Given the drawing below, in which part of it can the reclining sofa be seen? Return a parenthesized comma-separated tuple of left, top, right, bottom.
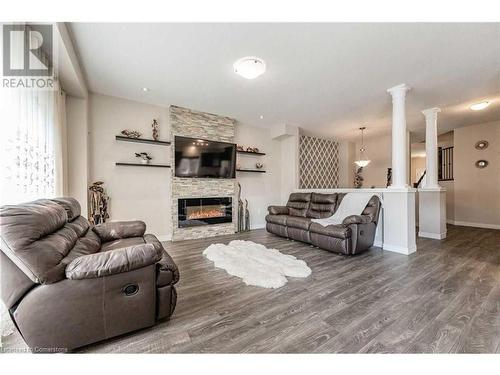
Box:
(0, 197, 179, 352)
(266, 192, 381, 255)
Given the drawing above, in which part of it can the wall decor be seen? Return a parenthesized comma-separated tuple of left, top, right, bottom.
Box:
(237, 182, 251, 232)
(475, 159, 489, 169)
(121, 129, 142, 138)
(354, 167, 364, 188)
(89, 181, 109, 225)
(135, 152, 152, 164)
(255, 162, 263, 169)
(237, 145, 244, 151)
(299, 135, 340, 188)
(474, 140, 489, 150)
(152, 119, 159, 140)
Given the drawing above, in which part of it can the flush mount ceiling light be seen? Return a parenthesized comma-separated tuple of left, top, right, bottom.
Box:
(354, 127, 371, 168)
(470, 101, 490, 111)
(233, 56, 266, 79)
(142, 87, 149, 92)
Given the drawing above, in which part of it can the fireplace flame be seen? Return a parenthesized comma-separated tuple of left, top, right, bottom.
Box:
(188, 208, 225, 220)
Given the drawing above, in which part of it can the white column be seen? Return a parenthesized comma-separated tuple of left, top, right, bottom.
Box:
(387, 84, 411, 188)
(418, 108, 446, 240)
(422, 107, 441, 189)
(383, 83, 417, 255)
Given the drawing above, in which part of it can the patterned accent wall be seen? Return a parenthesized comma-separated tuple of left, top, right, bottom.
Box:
(299, 135, 340, 189)
(170, 105, 237, 241)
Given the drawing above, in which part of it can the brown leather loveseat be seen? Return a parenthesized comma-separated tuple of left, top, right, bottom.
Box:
(266, 192, 381, 255)
(0, 197, 179, 352)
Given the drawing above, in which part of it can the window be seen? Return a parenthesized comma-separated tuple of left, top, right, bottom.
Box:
(438, 146, 454, 181)
(1, 89, 57, 205)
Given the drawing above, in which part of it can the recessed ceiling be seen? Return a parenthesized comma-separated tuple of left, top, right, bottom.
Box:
(69, 23, 500, 140)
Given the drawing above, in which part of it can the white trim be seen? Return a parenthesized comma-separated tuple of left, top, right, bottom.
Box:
(156, 234, 172, 242)
(418, 231, 447, 239)
(448, 220, 500, 230)
(373, 239, 383, 248)
(383, 243, 417, 255)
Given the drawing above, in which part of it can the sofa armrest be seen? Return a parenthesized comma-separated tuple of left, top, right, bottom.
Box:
(342, 215, 373, 225)
(65, 243, 161, 280)
(268, 206, 289, 215)
(93, 220, 146, 241)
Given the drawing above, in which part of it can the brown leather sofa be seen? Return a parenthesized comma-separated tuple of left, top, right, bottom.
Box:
(266, 192, 381, 255)
(0, 197, 179, 352)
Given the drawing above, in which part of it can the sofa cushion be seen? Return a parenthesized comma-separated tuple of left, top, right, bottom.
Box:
(0, 199, 79, 284)
(361, 196, 381, 223)
(65, 243, 161, 280)
(306, 193, 337, 219)
(265, 214, 288, 226)
(286, 216, 312, 230)
(286, 192, 311, 217)
(52, 198, 81, 222)
(93, 221, 146, 242)
(101, 236, 145, 252)
(309, 222, 351, 239)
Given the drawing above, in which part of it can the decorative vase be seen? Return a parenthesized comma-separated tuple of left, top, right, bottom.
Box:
(255, 162, 263, 169)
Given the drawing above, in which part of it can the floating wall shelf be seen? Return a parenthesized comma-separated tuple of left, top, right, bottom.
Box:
(237, 150, 266, 156)
(236, 169, 266, 173)
(115, 136, 171, 146)
(116, 162, 171, 168)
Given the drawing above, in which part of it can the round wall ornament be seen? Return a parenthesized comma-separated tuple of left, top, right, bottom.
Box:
(475, 160, 489, 169)
(475, 140, 489, 150)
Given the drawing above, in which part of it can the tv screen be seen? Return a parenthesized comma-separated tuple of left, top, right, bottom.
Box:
(174, 136, 236, 178)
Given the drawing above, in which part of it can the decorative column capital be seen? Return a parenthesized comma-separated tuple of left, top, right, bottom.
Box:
(387, 83, 411, 98)
(422, 107, 441, 118)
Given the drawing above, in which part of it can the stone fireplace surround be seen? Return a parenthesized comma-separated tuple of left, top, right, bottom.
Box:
(170, 105, 238, 241)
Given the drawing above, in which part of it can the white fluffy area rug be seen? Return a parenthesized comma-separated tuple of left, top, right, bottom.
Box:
(203, 240, 311, 288)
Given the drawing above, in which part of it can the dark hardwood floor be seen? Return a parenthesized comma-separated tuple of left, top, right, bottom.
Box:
(2, 225, 499, 353)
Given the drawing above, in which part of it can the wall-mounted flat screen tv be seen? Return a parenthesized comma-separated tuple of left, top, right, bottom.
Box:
(174, 136, 236, 178)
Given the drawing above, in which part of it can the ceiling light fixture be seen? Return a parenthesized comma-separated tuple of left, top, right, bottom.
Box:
(260, 115, 264, 119)
(233, 56, 266, 79)
(142, 87, 149, 92)
(354, 127, 371, 168)
(470, 101, 490, 111)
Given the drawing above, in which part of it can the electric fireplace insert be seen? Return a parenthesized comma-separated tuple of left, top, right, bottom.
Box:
(178, 197, 232, 227)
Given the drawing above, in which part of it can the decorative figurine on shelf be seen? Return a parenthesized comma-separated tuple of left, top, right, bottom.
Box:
(237, 145, 244, 151)
(255, 162, 263, 169)
(121, 129, 142, 138)
(252, 147, 259, 153)
(88, 181, 109, 225)
(135, 152, 152, 164)
(246, 147, 253, 152)
(152, 119, 159, 141)
(354, 167, 364, 188)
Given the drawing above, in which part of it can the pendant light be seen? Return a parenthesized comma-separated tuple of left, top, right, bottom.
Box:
(354, 127, 371, 168)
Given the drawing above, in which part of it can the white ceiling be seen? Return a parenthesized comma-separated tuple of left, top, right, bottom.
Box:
(69, 23, 500, 140)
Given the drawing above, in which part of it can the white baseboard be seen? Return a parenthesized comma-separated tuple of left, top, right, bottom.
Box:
(250, 223, 265, 230)
(373, 240, 383, 248)
(418, 231, 447, 240)
(447, 220, 500, 230)
(156, 234, 172, 242)
(383, 243, 417, 255)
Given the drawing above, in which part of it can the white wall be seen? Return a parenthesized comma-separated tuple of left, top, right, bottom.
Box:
(66, 96, 89, 217)
(88, 94, 172, 238)
(453, 120, 500, 228)
(355, 134, 392, 188)
(235, 124, 281, 229)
